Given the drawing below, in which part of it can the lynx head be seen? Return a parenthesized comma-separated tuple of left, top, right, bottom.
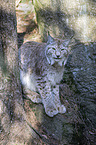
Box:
(45, 34, 70, 66)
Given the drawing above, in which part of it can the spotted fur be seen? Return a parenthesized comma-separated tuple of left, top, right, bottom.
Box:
(19, 34, 70, 117)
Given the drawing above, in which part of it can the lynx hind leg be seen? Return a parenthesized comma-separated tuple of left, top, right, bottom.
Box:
(20, 71, 42, 103)
(23, 88, 42, 103)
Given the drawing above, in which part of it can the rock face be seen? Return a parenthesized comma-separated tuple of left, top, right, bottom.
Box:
(65, 42, 96, 144)
(32, 0, 96, 42)
(69, 42, 96, 126)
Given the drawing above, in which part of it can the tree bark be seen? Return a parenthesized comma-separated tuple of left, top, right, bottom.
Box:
(0, 0, 38, 144)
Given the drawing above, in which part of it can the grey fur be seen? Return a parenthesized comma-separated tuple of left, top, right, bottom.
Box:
(19, 35, 70, 117)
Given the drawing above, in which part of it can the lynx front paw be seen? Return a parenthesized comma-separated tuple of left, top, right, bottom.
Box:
(44, 104, 58, 117)
(46, 109, 58, 117)
(57, 105, 66, 114)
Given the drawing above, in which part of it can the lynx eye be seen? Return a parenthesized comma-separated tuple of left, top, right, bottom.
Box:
(48, 47, 51, 50)
(61, 48, 64, 51)
(52, 48, 55, 50)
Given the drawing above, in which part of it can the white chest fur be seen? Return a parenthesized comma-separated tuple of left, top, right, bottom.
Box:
(46, 66, 64, 85)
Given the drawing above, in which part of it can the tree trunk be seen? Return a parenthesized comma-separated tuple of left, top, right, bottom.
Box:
(0, 0, 38, 144)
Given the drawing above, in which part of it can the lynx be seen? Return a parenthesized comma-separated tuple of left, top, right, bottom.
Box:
(19, 34, 70, 117)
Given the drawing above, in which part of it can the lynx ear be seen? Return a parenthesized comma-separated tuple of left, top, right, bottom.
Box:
(47, 32, 54, 44)
(63, 39, 70, 46)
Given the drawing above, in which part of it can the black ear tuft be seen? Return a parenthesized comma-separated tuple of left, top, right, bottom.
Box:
(48, 31, 50, 36)
(47, 31, 54, 44)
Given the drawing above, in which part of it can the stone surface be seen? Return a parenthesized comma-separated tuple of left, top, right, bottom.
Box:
(64, 42, 96, 144)
(68, 42, 96, 126)
(33, 0, 96, 42)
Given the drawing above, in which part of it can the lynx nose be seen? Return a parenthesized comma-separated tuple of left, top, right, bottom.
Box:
(56, 51, 60, 58)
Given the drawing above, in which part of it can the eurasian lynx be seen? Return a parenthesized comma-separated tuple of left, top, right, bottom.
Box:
(19, 34, 70, 117)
